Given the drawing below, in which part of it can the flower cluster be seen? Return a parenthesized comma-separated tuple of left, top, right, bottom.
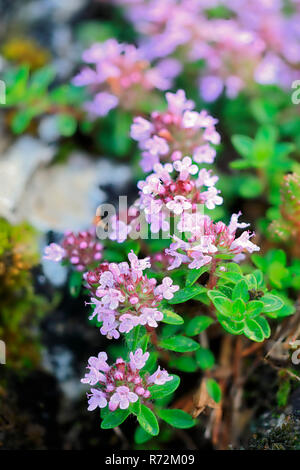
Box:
(131, 90, 220, 171)
(72, 38, 173, 117)
(166, 212, 260, 270)
(82, 349, 173, 411)
(197, 20, 265, 102)
(135, 160, 222, 233)
(44, 228, 103, 272)
(85, 251, 179, 338)
(113, 0, 300, 100)
(107, 158, 222, 242)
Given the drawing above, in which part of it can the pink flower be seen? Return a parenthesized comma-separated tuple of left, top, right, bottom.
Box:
(72, 67, 98, 86)
(188, 252, 212, 269)
(133, 160, 221, 234)
(48, 228, 103, 272)
(88, 352, 110, 372)
(173, 156, 198, 180)
(194, 144, 216, 163)
(82, 350, 173, 413)
(147, 366, 173, 385)
(128, 250, 151, 274)
(119, 314, 139, 333)
(165, 244, 190, 270)
(230, 231, 260, 254)
(166, 89, 194, 113)
(73, 39, 172, 118)
(130, 89, 220, 171)
(81, 367, 106, 386)
(154, 277, 179, 300)
(203, 126, 221, 145)
(109, 386, 138, 411)
(99, 288, 125, 310)
(144, 136, 169, 156)
(109, 216, 131, 243)
(131, 117, 154, 141)
(84, 92, 118, 117)
(201, 186, 223, 209)
(43, 243, 66, 262)
(197, 169, 219, 187)
(182, 110, 202, 128)
(87, 389, 107, 411)
(81, 352, 110, 385)
(85, 252, 168, 338)
(199, 75, 224, 102)
(100, 315, 120, 340)
(99, 271, 115, 288)
(228, 211, 250, 234)
(166, 196, 192, 215)
(87, 297, 108, 322)
(139, 307, 163, 328)
(167, 213, 259, 271)
(129, 348, 150, 371)
(140, 152, 160, 172)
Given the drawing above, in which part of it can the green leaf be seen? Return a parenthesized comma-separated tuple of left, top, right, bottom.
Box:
(30, 65, 56, 92)
(136, 333, 149, 353)
(245, 273, 258, 290)
(243, 318, 264, 342)
(208, 291, 232, 317)
(100, 406, 110, 420)
(218, 286, 233, 298)
(113, 111, 132, 156)
(255, 316, 271, 339)
(253, 125, 277, 166)
(251, 98, 278, 124)
(125, 325, 141, 351)
(217, 271, 243, 283)
(57, 113, 77, 137)
(69, 270, 82, 297)
(232, 280, 250, 301)
(129, 400, 141, 416)
(6, 65, 29, 103)
(246, 300, 263, 318)
(226, 263, 243, 274)
(261, 294, 284, 313)
(232, 299, 246, 321)
(159, 335, 199, 353)
(148, 375, 180, 400)
(157, 409, 195, 429)
(230, 159, 252, 170)
(161, 307, 184, 325)
(195, 347, 215, 370)
(185, 315, 214, 336)
(218, 316, 244, 335)
(170, 356, 197, 373)
(252, 269, 264, 287)
(134, 426, 153, 444)
(101, 408, 130, 429)
(168, 285, 206, 304)
(11, 109, 34, 134)
(268, 261, 289, 289)
(186, 266, 209, 286)
(239, 176, 263, 198)
(143, 352, 158, 374)
(137, 405, 159, 436)
(206, 379, 221, 403)
(231, 135, 254, 159)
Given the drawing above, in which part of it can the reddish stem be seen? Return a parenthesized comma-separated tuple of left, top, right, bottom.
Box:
(208, 258, 217, 290)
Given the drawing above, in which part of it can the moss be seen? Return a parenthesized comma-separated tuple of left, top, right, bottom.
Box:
(249, 415, 300, 450)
